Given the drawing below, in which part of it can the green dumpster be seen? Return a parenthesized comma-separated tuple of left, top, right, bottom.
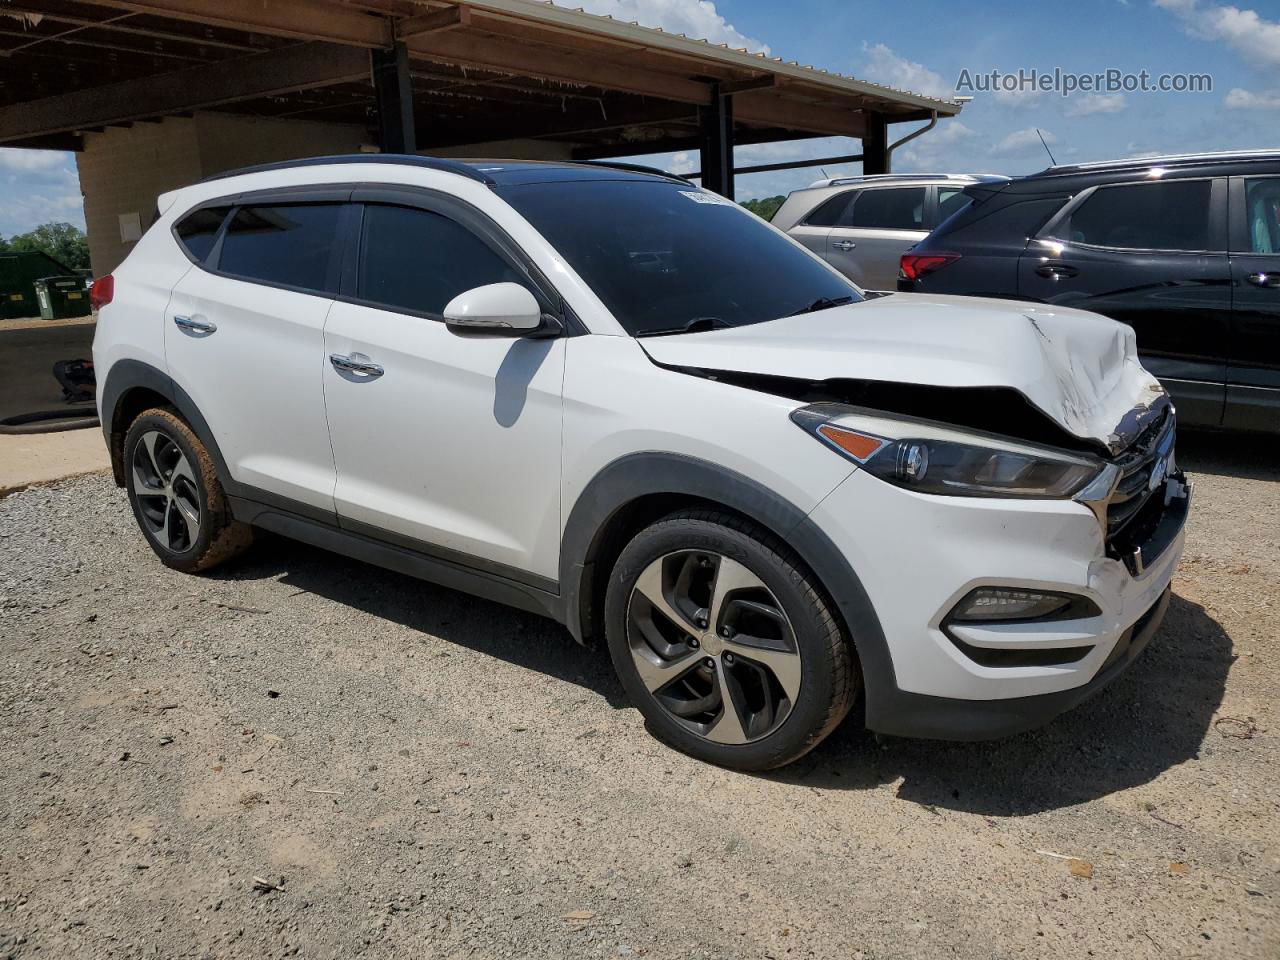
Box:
(0, 251, 79, 320)
(34, 275, 92, 320)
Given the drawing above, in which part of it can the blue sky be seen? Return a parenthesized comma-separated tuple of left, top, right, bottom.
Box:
(0, 0, 1277, 234)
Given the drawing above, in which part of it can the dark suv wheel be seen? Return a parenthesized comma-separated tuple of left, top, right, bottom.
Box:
(604, 510, 857, 771)
(123, 408, 253, 573)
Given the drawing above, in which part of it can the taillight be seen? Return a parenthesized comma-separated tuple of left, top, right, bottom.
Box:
(899, 252, 960, 282)
(89, 274, 114, 311)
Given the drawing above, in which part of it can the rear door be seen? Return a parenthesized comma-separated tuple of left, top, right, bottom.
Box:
(165, 196, 347, 516)
(1017, 176, 1231, 427)
(785, 190, 850, 257)
(827, 186, 928, 289)
(322, 194, 566, 580)
(1225, 175, 1280, 431)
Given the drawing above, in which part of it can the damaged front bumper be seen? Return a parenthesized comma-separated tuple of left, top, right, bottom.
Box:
(808, 448, 1191, 740)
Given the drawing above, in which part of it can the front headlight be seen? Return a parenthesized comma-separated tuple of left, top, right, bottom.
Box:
(792, 403, 1102, 500)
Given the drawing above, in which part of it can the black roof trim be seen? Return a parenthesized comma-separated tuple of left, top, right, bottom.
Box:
(1028, 149, 1280, 179)
(578, 160, 691, 184)
(200, 154, 496, 186)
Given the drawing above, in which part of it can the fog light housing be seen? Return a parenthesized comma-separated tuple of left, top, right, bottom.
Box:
(949, 587, 1100, 623)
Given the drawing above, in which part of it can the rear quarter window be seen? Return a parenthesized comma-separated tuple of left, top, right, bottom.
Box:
(173, 206, 230, 263)
(802, 192, 854, 226)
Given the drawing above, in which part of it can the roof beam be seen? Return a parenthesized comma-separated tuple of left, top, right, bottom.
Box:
(396, 5, 471, 41)
(72, 0, 388, 46)
(734, 94, 866, 138)
(404, 30, 710, 103)
(424, 99, 698, 148)
(0, 41, 370, 143)
(0, 6, 260, 52)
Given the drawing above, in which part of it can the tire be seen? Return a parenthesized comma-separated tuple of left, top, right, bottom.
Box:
(123, 407, 253, 573)
(604, 510, 857, 771)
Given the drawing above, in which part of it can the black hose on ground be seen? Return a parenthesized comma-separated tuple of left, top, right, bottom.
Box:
(0, 408, 100, 435)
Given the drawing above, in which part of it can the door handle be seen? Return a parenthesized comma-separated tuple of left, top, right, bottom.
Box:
(1246, 271, 1280, 289)
(329, 352, 384, 378)
(832, 240, 858, 251)
(1036, 263, 1079, 279)
(173, 314, 216, 334)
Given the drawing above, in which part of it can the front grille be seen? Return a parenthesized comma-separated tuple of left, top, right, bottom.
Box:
(1105, 409, 1174, 545)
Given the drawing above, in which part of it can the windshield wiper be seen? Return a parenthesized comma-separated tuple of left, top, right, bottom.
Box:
(784, 295, 855, 318)
(634, 316, 732, 338)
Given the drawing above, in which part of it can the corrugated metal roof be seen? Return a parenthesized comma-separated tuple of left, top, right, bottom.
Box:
(457, 0, 963, 115)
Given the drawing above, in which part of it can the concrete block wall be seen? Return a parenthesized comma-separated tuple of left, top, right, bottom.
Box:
(77, 113, 372, 275)
(76, 117, 203, 278)
(76, 111, 579, 275)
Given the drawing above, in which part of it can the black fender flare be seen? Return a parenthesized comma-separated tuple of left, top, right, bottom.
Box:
(557, 452, 899, 725)
(99, 358, 235, 491)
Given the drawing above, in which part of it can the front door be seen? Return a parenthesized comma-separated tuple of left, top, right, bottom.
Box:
(1017, 176, 1231, 427)
(322, 200, 565, 580)
(826, 185, 929, 290)
(165, 201, 345, 515)
(1225, 175, 1280, 431)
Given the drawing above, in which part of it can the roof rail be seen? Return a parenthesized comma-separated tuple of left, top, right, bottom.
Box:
(200, 154, 496, 186)
(577, 159, 692, 183)
(816, 172, 1009, 188)
(1042, 149, 1280, 175)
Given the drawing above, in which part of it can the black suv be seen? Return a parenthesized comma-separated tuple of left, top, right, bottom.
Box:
(898, 150, 1280, 433)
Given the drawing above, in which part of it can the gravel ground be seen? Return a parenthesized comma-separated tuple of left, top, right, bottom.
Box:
(1, 431, 1277, 960)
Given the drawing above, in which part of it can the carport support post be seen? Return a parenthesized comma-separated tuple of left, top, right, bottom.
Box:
(862, 112, 889, 175)
(371, 41, 416, 154)
(699, 83, 734, 199)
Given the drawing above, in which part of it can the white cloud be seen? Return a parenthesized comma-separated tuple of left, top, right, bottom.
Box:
(894, 121, 979, 171)
(572, 0, 767, 54)
(668, 150, 696, 174)
(1067, 93, 1128, 116)
(0, 148, 67, 173)
(1224, 87, 1280, 109)
(1154, 0, 1280, 68)
(992, 85, 1049, 108)
(0, 150, 84, 236)
(858, 43, 952, 99)
(992, 127, 1058, 157)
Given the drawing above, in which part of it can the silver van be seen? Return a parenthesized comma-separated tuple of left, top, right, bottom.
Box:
(772, 174, 1009, 289)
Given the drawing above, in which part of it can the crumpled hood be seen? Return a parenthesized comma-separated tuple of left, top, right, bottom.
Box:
(639, 293, 1168, 452)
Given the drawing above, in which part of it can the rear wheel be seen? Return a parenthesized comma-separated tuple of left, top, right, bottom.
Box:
(604, 511, 856, 770)
(124, 408, 252, 573)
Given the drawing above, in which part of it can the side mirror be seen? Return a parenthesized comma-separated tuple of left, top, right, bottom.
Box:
(443, 282, 552, 336)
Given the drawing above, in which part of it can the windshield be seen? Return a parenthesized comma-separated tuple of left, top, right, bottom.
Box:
(498, 180, 862, 337)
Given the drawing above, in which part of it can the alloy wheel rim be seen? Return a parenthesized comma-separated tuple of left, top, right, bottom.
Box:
(131, 430, 201, 553)
(625, 550, 801, 744)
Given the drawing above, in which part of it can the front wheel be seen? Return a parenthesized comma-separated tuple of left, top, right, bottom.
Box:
(604, 511, 857, 770)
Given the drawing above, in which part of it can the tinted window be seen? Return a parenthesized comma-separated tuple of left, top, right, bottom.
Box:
(846, 187, 925, 229)
(938, 187, 969, 222)
(499, 180, 861, 337)
(218, 204, 342, 292)
(357, 204, 526, 316)
(1246, 178, 1280, 254)
(803, 192, 853, 226)
(1062, 180, 1212, 251)
(174, 206, 230, 262)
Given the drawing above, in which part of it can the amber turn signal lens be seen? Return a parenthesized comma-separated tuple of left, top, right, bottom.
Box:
(817, 424, 886, 462)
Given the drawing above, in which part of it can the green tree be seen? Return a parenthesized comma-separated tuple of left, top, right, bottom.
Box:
(739, 195, 786, 221)
(7, 222, 91, 273)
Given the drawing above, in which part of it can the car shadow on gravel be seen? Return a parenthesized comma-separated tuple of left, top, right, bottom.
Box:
(1176, 427, 1280, 482)
(766, 592, 1234, 815)
(210, 533, 631, 707)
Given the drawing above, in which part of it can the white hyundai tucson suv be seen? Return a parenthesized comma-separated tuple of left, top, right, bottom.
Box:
(93, 156, 1190, 771)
